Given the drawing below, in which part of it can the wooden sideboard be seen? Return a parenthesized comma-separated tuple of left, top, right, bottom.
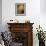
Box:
(7, 23, 34, 46)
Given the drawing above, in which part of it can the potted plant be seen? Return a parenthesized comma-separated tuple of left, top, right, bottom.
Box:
(36, 25, 45, 46)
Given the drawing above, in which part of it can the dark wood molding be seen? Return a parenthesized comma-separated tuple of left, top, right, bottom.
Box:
(7, 23, 34, 46)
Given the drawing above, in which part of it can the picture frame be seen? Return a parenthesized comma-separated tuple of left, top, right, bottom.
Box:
(15, 3, 26, 16)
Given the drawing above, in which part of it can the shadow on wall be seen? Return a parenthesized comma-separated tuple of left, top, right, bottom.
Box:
(0, 0, 2, 32)
(40, 0, 46, 13)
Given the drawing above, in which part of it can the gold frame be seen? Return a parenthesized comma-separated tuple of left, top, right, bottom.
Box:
(15, 3, 26, 16)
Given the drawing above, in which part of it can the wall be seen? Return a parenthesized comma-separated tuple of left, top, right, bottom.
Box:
(2, 0, 46, 46)
(40, 0, 46, 13)
(0, 0, 2, 32)
(2, 0, 40, 30)
(40, 0, 46, 31)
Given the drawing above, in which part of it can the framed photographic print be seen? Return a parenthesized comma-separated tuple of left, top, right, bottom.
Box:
(15, 3, 26, 16)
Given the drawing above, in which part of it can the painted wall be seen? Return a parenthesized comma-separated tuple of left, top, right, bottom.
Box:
(40, 0, 46, 31)
(2, 0, 46, 46)
(40, 0, 46, 13)
(2, 0, 40, 31)
(0, 0, 2, 32)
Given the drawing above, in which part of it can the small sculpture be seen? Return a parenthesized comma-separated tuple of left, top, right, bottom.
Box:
(25, 20, 30, 23)
(9, 19, 19, 23)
